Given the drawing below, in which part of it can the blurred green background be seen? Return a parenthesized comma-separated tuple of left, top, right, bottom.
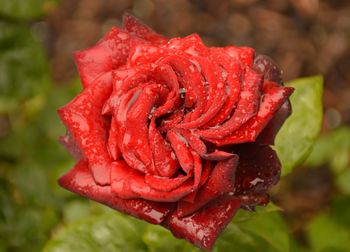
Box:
(0, 0, 349, 251)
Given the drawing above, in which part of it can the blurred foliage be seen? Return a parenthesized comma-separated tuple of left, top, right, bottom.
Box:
(44, 205, 289, 252)
(1, 1, 350, 252)
(0, 23, 49, 114)
(0, 1, 79, 249)
(275, 76, 324, 175)
(0, 0, 59, 21)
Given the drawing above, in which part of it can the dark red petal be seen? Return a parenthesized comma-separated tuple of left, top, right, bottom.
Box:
(167, 33, 209, 57)
(145, 174, 192, 192)
(57, 73, 113, 185)
(202, 150, 235, 161)
(223, 46, 255, 67)
(161, 55, 207, 114)
(175, 128, 207, 155)
(177, 155, 238, 217)
(167, 130, 194, 174)
(253, 54, 283, 84)
(122, 83, 159, 173)
(149, 118, 180, 177)
(204, 56, 242, 127)
(113, 65, 154, 99)
(74, 28, 134, 88)
(127, 44, 168, 67)
(197, 68, 262, 139)
(115, 86, 143, 155)
(178, 58, 227, 128)
(110, 161, 196, 202)
(205, 85, 294, 146)
(122, 13, 167, 44)
(181, 160, 213, 203)
(59, 130, 84, 160)
(191, 150, 203, 188)
(58, 160, 175, 224)
(257, 100, 292, 145)
(107, 116, 121, 160)
(234, 143, 281, 207)
(152, 64, 182, 117)
(164, 196, 241, 251)
(159, 109, 184, 133)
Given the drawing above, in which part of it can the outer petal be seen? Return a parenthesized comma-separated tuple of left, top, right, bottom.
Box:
(58, 160, 175, 224)
(164, 196, 241, 251)
(253, 54, 292, 145)
(110, 160, 199, 202)
(204, 84, 294, 146)
(253, 54, 283, 84)
(256, 100, 292, 145)
(122, 13, 167, 44)
(74, 27, 137, 88)
(197, 68, 262, 139)
(58, 73, 113, 185)
(59, 130, 84, 160)
(234, 143, 281, 207)
(177, 155, 238, 217)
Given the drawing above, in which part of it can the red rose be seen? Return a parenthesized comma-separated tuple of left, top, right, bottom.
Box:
(58, 14, 293, 250)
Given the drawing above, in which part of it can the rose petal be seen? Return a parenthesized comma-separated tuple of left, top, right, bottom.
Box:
(175, 128, 207, 155)
(204, 51, 242, 127)
(201, 150, 235, 161)
(59, 130, 84, 160)
(167, 130, 194, 174)
(177, 155, 238, 217)
(167, 34, 209, 57)
(234, 143, 281, 207)
(149, 118, 180, 177)
(57, 73, 113, 185)
(115, 85, 143, 155)
(204, 84, 294, 146)
(58, 160, 175, 224)
(113, 65, 154, 99)
(164, 196, 241, 251)
(257, 100, 292, 145)
(107, 116, 121, 160)
(152, 64, 182, 117)
(178, 58, 227, 128)
(122, 13, 167, 44)
(223, 46, 255, 67)
(253, 54, 283, 84)
(122, 83, 160, 173)
(145, 174, 192, 192)
(181, 160, 213, 203)
(74, 28, 136, 88)
(197, 68, 262, 139)
(111, 160, 196, 202)
(161, 55, 207, 113)
(159, 109, 184, 133)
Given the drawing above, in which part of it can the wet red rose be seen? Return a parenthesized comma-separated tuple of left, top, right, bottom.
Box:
(58, 14, 294, 250)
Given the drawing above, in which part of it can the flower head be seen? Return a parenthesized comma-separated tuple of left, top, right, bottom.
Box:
(58, 14, 293, 250)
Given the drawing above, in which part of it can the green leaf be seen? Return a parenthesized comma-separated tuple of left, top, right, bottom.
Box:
(236, 210, 290, 252)
(0, 0, 58, 20)
(307, 213, 350, 252)
(44, 213, 148, 252)
(142, 224, 200, 252)
(336, 169, 350, 195)
(331, 196, 350, 227)
(45, 206, 290, 252)
(275, 76, 323, 175)
(304, 127, 350, 173)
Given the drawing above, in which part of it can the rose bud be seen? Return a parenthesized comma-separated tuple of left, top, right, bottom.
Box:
(58, 14, 294, 250)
